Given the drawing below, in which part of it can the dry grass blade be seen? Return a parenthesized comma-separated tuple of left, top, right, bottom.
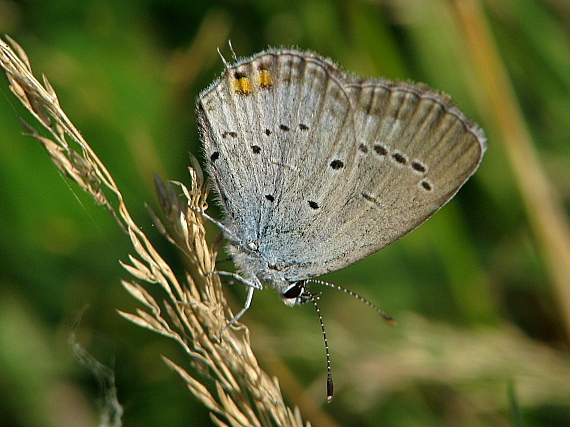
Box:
(451, 0, 570, 340)
(0, 36, 307, 426)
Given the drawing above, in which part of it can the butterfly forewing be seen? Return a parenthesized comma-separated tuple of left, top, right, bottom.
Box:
(298, 83, 486, 277)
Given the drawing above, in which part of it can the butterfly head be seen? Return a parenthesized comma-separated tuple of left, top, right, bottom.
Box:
(280, 280, 319, 307)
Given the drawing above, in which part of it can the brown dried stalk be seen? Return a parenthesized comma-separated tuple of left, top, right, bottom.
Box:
(0, 36, 307, 427)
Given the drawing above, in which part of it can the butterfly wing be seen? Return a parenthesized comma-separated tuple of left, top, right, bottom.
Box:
(198, 50, 352, 247)
(285, 80, 486, 279)
(198, 50, 485, 281)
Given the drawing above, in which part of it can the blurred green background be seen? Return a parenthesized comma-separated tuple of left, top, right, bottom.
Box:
(1, 0, 569, 426)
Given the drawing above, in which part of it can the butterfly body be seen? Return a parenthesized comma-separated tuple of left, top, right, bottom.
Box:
(196, 49, 485, 306)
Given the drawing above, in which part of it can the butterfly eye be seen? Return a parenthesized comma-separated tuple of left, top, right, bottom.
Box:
(282, 281, 305, 299)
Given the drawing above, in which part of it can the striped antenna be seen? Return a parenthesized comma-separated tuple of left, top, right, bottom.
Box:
(310, 295, 334, 403)
(308, 279, 396, 325)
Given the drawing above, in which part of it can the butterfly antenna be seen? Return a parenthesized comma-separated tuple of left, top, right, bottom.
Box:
(308, 279, 396, 325)
(310, 295, 334, 403)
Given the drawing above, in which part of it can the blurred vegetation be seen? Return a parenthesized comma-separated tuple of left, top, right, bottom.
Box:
(0, 0, 569, 426)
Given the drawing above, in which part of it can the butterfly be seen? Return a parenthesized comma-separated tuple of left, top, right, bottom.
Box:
(196, 48, 485, 401)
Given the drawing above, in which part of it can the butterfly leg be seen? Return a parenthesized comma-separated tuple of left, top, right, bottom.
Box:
(214, 270, 263, 289)
(188, 205, 239, 241)
(222, 285, 255, 333)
